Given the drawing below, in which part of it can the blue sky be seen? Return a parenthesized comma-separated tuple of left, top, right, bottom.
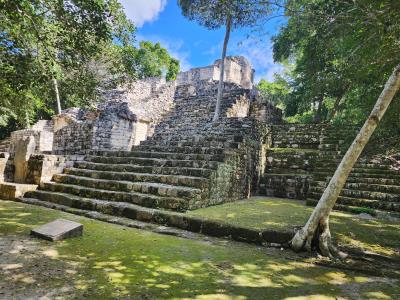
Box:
(119, 0, 285, 82)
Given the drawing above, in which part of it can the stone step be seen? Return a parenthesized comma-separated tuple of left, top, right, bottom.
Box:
(64, 168, 209, 189)
(271, 131, 352, 138)
(268, 147, 320, 154)
(18, 192, 293, 244)
(89, 150, 225, 161)
(318, 144, 340, 150)
(306, 197, 400, 213)
(313, 171, 400, 180)
(142, 140, 241, 149)
(313, 167, 400, 176)
(52, 174, 202, 200)
(85, 155, 220, 169)
(135, 145, 225, 155)
(27, 187, 191, 212)
(264, 168, 311, 176)
(314, 180, 400, 194)
(309, 187, 400, 202)
(74, 161, 213, 178)
(345, 176, 400, 186)
(271, 125, 356, 131)
(314, 161, 394, 169)
(264, 168, 400, 185)
(318, 150, 343, 156)
(150, 132, 246, 142)
(271, 142, 319, 149)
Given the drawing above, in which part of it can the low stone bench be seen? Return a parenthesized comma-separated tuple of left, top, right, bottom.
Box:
(0, 183, 38, 200)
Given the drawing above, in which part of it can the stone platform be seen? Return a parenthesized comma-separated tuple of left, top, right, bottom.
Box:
(31, 218, 83, 241)
(0, 183, 37, 200)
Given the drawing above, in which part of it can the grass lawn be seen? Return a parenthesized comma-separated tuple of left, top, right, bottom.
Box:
(1, 200, 400, 299)
(188, 197, 400, 259)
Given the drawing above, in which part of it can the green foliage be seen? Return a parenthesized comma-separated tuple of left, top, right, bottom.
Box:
(0, 0, 133, 127)
(178, 0, 273, 30)
(284, 111, 315, 124)
(0, 0, 180, 134)
(257, 75, 290, 107)
(272, 0, 400, 129)
(133, 41, 180, 81)
(166, 58, 180, 81)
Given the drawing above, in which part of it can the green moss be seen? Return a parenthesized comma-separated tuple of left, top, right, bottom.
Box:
(189, 197, 400, 258)
(347, 206, 377, 216)
(1, 199, 399, 299)
(188, 197, 311, 231)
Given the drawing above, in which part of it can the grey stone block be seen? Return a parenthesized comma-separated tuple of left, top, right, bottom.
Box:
(31, 218, 83, 241)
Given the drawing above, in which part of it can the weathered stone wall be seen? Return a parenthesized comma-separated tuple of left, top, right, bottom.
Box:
(250, 100, 283, 124)
(31, 120, 54, 152)
(53, 122, 94, 154)
(9, 130, 40, 153)
(203, 119, 271, 204)
(13, 135, 36, 184)
(105, 77, 176, 124)
(0, 153, 9, 182)
(53, 102, 137, 154)
(176, 56, 254, 89)
(8, 120, 54, 154)
(26, 154, 83, 184)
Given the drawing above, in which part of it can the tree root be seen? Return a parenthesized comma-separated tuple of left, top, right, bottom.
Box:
(290, 217, 348, 260)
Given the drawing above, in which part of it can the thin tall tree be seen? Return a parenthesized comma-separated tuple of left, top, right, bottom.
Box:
(178, 0, 273, 122)
(291, 64, 400, 257)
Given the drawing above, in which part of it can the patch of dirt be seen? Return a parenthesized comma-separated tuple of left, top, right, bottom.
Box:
(0, 234, 79, 300)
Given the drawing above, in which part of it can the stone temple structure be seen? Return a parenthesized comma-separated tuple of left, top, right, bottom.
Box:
(0, 55, 399, 242)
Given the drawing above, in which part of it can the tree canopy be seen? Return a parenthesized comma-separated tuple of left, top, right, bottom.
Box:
(133, 41, 180, 81)
(269, 0, 400, 131)
(0, 0, 179, 135)
(179, 0, 272, 30)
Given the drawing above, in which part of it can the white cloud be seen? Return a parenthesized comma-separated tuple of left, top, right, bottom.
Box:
(119, 0, 167, 27)
(231, 38, 284, 83)
(137, 34, 192, 71)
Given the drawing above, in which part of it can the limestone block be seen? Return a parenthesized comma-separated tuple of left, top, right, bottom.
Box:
(0, 182, 37, 199)
(0, 152, 9, 182)
(14, 135, 36, 183)
(31, 219, 83, 241)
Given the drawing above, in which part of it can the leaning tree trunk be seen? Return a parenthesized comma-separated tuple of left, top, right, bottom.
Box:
(52, 77, 62, 115)
(212, 14, 232, 123)
(291, 64, 400, 257)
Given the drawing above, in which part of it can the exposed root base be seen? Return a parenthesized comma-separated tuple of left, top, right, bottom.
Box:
(290, 218, 348, 260)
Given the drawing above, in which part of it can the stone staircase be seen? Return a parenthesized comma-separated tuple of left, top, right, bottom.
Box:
(21, 83, 262, 216)
(261, 124, 400, 216)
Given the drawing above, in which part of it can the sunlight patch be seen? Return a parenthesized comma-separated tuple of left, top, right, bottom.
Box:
(284, 295, 335, 300)
(193, 294, 246, 300)
(364, 291, 392, 300)
(1, 263, 23, 270)
(42, 248, 59, 259)
(232, 274, 281, 288)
